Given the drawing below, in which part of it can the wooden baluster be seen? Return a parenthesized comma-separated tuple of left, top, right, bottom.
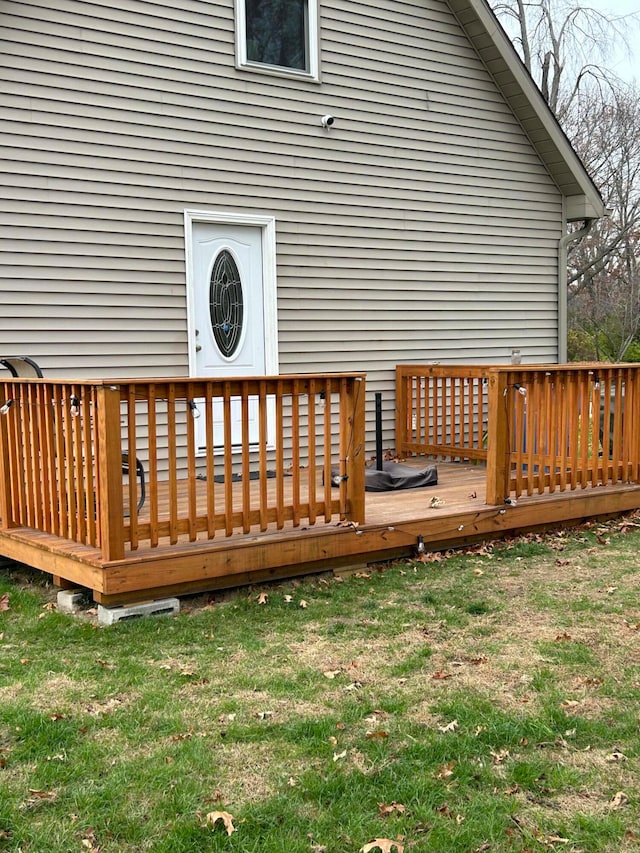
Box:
(186, 387, 197, 542)
(307, 378, 317, 526)
(0, 381, 16, 529)
(589, 373, 600, 487)
(147, 385, 159, 548)
(557, 374, 569, 492)
(61, 384, 78, 540)
(51, 385, 67, 539)
(578, 373, 589, 489)
(32, 383, 47, 531)
(41, 382, 57, 534)
(291, 378, 301, 527)
(71, 384, 87, 544)
(513, 376, 525, 498)
(601, 369, 612, 483)
(630, 368, 640, 483)
(203, 383, 216, 538)
(126, 385, 140, 548)
(323, 378, 332, 522)
(394, 366, 407, 458)
(223, 381, 233, 536)
(275, 380, 285, 529)
(85, 387, 97, 546)
(258, 380, 268, 531)
(612, 370, 623, 482)
(241, 380, 251, 534)
(167, 384, 179, 545)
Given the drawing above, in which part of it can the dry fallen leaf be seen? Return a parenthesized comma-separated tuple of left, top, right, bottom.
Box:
(256, 711, 273, 720)
(378, 802, 406, 817)
(360, 840, 404, 853)
(606, 751, 628, 762)
(299, 600, 308, 609)
(0, 594, 9, 611)
(205, 810, 237, 835)
(609, 791, 629, 810)
(436, 761, 456, 779)
(333, 750, 347, 762)
(432, 670, 453, 680)
(438, 719, 459, 733)
(490, 749, 511, 765)
(257, 592, 268, 605)
(323, 669, 341, 679)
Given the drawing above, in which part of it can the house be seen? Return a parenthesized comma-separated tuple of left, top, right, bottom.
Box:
(1, 0, 604, 447)
(2, 1, 624, 609)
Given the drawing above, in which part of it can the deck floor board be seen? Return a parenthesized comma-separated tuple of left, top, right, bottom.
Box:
(3, 459, 640, 604)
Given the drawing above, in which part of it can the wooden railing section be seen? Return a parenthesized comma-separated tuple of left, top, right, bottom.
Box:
(485, 365, 640, 503)
(396, 365, 491, 462)
(397, 363, 640, 505)
(0, 374, 366, 560)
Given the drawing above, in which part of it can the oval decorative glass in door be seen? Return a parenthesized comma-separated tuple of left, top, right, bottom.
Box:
(209, 249, 244, 358)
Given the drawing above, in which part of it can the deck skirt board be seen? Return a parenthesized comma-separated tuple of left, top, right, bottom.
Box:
(3, 462, 640, 605)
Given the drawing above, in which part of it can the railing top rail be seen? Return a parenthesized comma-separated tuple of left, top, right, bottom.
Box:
(0, 372, 366, 387)
(397, 365, 493, 378)
(398, 363, 640, 378)
(486, 363, 639, 375)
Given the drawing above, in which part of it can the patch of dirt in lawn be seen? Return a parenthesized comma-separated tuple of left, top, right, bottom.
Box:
(28, 673, 98, 714)
(206, 742, 315, 804)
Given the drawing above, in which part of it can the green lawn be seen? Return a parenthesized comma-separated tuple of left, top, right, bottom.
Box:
(1, 516, 640, 852)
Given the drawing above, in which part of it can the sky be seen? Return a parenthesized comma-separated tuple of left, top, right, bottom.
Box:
(578, 0, 640, 83)
(495, 1, 640, 84)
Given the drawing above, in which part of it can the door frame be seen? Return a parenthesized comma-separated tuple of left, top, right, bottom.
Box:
(184, 208, 279, 379)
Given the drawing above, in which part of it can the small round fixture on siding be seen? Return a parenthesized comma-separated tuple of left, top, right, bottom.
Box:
(209, 249, 244, 359)
(321, 114, 335, 129)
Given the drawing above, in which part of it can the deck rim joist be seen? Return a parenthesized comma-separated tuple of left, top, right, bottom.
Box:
(2, 480, 640, 605)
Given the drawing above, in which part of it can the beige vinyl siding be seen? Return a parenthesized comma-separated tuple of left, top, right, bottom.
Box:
(1, 0, 563, 443)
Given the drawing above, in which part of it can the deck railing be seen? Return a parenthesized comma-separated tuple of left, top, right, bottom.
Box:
(485, 365, 640, 503)
(0, 373, 366, 560)
(396, 365, 491, 462)
(397, 363, 640, 505)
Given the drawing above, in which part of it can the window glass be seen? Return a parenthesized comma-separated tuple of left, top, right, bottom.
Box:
(209, 250, 244, 359)
(236, 0, 318, 78)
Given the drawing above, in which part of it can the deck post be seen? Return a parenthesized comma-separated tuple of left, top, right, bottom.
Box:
(395, 366, 408, 458)
(344, 376, 366, 524)
(95, 385, 125, 561)
(0, 392, 16, 529)
(486, 370, 511, 506)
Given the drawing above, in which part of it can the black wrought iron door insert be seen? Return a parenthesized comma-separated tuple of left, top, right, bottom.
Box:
(209, 249, 244, 358)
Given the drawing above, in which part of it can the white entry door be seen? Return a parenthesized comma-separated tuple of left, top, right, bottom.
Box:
(188, 215, 277, 452)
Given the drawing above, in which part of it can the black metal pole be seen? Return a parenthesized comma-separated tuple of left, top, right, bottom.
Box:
(375, 392, 383, 470)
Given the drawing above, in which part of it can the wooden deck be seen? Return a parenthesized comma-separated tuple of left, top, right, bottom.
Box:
(2, 458, 640, 606)
(3, 365, 640, 606)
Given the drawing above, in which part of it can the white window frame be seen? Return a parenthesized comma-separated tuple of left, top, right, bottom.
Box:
(234, 0, 320, 82)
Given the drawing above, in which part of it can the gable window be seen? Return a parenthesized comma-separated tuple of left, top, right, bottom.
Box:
(235, 0, 319, 80)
